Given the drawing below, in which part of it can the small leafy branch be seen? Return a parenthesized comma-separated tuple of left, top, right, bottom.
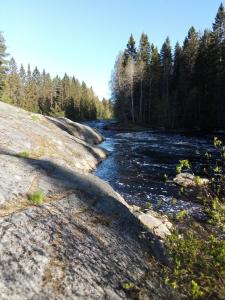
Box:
(176, 159, 191, 174)
(164, 137, 225, 299)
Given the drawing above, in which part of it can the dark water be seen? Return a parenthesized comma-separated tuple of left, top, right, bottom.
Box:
(85, 120, 218, 217)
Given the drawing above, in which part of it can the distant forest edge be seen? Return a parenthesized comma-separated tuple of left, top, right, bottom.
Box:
(0, 38, 112, 121)
(111, 3, 225, 130)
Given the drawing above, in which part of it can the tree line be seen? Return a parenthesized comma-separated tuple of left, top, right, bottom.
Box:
(0, 35, 112, 120)
(111, 3, 225, 130)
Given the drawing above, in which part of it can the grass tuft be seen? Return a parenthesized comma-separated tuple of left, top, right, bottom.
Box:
(18, 151, 31, 158)
(27, 190, 45, 205)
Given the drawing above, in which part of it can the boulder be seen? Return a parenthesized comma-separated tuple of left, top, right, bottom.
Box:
(130, 206, 173, 240)
(173, 173, 209, 188)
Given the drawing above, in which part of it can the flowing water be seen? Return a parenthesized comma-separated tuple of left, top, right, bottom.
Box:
(85, 120, 219, 217)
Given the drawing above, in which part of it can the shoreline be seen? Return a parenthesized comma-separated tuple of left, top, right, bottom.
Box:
(104, 121, 225, 136)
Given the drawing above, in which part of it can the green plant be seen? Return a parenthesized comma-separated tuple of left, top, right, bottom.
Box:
(176, 159, 191, 174)
(172, 197, 177, 205)
(194, 176, 201, 186)
(165, 231, 225, 299)
(157, 199, 162, 209)
(176, 209, 188, 220)
(145, 202, 152, 209)
(31, 114, 40, 121)
(164, 137, 225, 299)
(163, 173, 168, 182)
(27, 190, 44, 205)
(18, 151, 31, 158)
(121, 282, 135, 290)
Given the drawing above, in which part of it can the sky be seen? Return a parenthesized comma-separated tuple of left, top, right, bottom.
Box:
(0, 0, 223, 99)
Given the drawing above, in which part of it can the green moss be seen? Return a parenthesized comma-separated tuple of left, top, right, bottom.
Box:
(27, 190, 45, 205)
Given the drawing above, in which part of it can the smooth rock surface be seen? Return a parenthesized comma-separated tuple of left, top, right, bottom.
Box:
(137, 211, 173, 240)
(0, 102, 173, 299)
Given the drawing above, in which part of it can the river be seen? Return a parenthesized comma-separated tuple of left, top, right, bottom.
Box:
(85, 120, 219, 218)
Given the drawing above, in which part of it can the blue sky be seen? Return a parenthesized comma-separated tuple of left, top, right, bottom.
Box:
(0, 0, 222, 99)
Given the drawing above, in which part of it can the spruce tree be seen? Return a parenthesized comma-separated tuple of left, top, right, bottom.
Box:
(180, 27, 199, 127)
(211, 3, 225, 128)
(137, 33, 151, 122)
(171, 42, 182, 128)
(0, 32, 8, 98)
(160, 37, 172, 127)
(19, 64, 26, 85)
(2, 57, 22, 106)
(149, 45, 160, 125)
(124, 34, 137, 62)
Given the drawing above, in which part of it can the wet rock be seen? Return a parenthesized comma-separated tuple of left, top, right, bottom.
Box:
(173, 173, 209, 188)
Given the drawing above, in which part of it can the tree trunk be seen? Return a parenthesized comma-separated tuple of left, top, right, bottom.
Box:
(139, 78, 143, 122)
(131, 84, 135, 123)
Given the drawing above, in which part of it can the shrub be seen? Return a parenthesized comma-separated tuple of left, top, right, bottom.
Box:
(165, 230, 225, 299)
(164, 137, 225, 299)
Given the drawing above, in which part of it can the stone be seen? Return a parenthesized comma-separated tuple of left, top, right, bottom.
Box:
(136, 210, 173, 240)
(173, 173, 209, 188)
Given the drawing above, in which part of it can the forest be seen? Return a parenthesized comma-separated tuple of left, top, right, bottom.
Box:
(0, 37, 112, 121)
(111, 3, 225, 130)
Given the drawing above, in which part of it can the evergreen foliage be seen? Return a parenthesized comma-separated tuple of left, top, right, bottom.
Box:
(0, 32, 8, 98)
(0, 33, 112, 121)
(111, 4, 225, 130)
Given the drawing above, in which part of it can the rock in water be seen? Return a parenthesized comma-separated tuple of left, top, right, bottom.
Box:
(0, 102, 171, 299)
(173, 173, 209, 188)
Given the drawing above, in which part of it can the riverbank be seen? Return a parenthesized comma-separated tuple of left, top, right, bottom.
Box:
(0, 102, 176, 300)
(104, 121, 225, 135)
(94, 119, 225, 299)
